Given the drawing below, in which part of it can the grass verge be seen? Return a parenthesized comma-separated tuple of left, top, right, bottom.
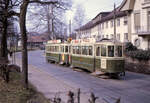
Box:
(0, 71, 50, 103)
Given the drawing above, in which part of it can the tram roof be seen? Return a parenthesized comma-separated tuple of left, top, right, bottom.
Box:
(95, 38, 123, 45)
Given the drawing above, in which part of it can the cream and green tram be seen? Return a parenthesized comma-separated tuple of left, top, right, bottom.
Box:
(45, 40, 61, 63)
(71, 39, 125, 76)
(59, 43, 71, 65)
(71, 42, 95, 72)
(94, 40, 125, 75)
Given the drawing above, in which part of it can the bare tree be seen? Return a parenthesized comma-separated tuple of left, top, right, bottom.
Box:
(19, 0, 72, 89)
(73, 3, 86, 31)
(27, 1, 72, 40)
(0, 0, 20, 58)
(0, 0, 72, 88)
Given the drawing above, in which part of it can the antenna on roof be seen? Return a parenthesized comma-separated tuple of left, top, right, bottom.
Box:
(113, 3, 116, 43)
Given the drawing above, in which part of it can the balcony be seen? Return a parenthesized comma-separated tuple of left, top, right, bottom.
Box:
(144, 0, 150, 2)
(142, 0, 150, 8)
(136, 26, 150, 36)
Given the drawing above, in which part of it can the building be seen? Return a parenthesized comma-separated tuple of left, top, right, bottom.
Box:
(27, 35, 48, 48)
(76, 0, 150, 50)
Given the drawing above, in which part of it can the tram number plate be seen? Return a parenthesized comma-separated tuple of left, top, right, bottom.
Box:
(101, 59, 107, 69)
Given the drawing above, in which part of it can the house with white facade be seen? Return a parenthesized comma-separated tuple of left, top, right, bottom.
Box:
(76, 0, 150, 50)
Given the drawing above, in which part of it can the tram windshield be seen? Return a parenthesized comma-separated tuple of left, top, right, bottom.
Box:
(101, 45, 106, 56)
(115, 46, 123, 57)
(108, 46, 114, 57)
(96, 46, 100, 56)
(65, 46, 68, 53)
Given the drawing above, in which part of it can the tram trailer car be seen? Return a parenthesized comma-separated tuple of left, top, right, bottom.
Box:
(45, 40, 61, 63)
(70, 39, 125, 76)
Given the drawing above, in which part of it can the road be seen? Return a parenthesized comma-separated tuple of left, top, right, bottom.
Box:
(16, 50, 150, 103)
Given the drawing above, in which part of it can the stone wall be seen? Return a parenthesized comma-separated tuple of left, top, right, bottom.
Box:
(125, 57, 150, 74)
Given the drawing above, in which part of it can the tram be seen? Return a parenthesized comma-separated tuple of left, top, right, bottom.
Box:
(45, 40, 61, 63)
(45, 38, 125, 76)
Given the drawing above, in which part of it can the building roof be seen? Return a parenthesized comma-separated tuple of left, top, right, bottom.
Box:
(28, 35, 48, 43)
(76, 0, 130, 31)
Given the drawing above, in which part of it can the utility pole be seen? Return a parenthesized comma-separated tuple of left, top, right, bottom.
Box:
(69, 20, 72, 38)
(50, 4, 54, 39)
(113, 3, 116, 42)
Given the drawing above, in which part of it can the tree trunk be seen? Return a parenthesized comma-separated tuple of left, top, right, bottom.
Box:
(0, 0, 9, 59)
(1, 19, 8, 58)
(19, 0, 29, 89)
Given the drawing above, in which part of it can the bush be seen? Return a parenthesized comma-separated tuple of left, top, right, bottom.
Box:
(125, 49, 150, 61)
(124, 42, 137, 52)
(124, 42, 150, 61)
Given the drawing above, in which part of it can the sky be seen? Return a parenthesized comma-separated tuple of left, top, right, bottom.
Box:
(66, 0, 123, 22)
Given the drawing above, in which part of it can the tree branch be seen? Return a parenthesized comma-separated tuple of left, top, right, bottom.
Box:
(8, 10, 20, 17)
(29, 0, 59, 5)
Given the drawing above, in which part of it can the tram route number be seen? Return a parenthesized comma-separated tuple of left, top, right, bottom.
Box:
(101, 59, 107, 69)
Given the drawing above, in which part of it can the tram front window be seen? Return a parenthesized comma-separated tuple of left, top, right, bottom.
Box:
(101, 45, 106, 56)
(108, 46, 114, 57)
(65, 46, 68, 53)
(96, 47, 100, 56)
(89, 46, 93, 55)
(115, 46, 122, 57)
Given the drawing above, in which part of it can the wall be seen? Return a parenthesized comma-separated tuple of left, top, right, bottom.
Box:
(125, 57, 150, 74)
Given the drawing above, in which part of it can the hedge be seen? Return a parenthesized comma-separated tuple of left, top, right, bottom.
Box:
(125, 42, 150, 61)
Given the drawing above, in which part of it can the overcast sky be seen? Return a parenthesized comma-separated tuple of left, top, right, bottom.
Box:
(66, 0, 123, 22)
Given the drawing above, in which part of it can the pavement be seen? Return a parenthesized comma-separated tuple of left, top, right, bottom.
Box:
(16, 58, 97, 103)
(15, 50, 150, 103)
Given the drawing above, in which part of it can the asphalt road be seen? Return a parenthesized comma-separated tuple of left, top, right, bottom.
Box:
(16, 50, 150, 103)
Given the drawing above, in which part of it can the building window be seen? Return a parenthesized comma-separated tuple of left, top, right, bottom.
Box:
(117, 33, 120, 41)
(134, 12, 141, 32)
(99, 24, 101, 30)
(106, 35, 109, 39)
(124, 16, 128, 25)
(111, 34, 114, 39)
(148, 11, 150, 31)
(106, 21, 108, 28)
(117, 18, 120, 26)
(124, 33, 128, 41)
(102, 35, 104, 38)
(111, 20, 113, 27)
(102, 23, 104, 29)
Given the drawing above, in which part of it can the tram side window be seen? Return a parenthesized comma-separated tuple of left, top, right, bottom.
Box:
(79, 46, 81, 54)
(108, 46, 114, 57)
(101, 45, 106, 56)
(96, 47, 100, 56)
(85, 46, 88, 55)
(65, 46, 68, 53)
(56, 46, 59, 52)
(73, 46, 76, 54)
(115, 46, 122, 57)
(82, 46, 86, 55)
(61, 46, 64, 52)
(89, 46, 93, 56)
(76, 46, 81, 54)
(52, 46, 54, 52)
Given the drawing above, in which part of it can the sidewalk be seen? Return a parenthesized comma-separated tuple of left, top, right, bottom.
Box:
(16, 59, 91, 103)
